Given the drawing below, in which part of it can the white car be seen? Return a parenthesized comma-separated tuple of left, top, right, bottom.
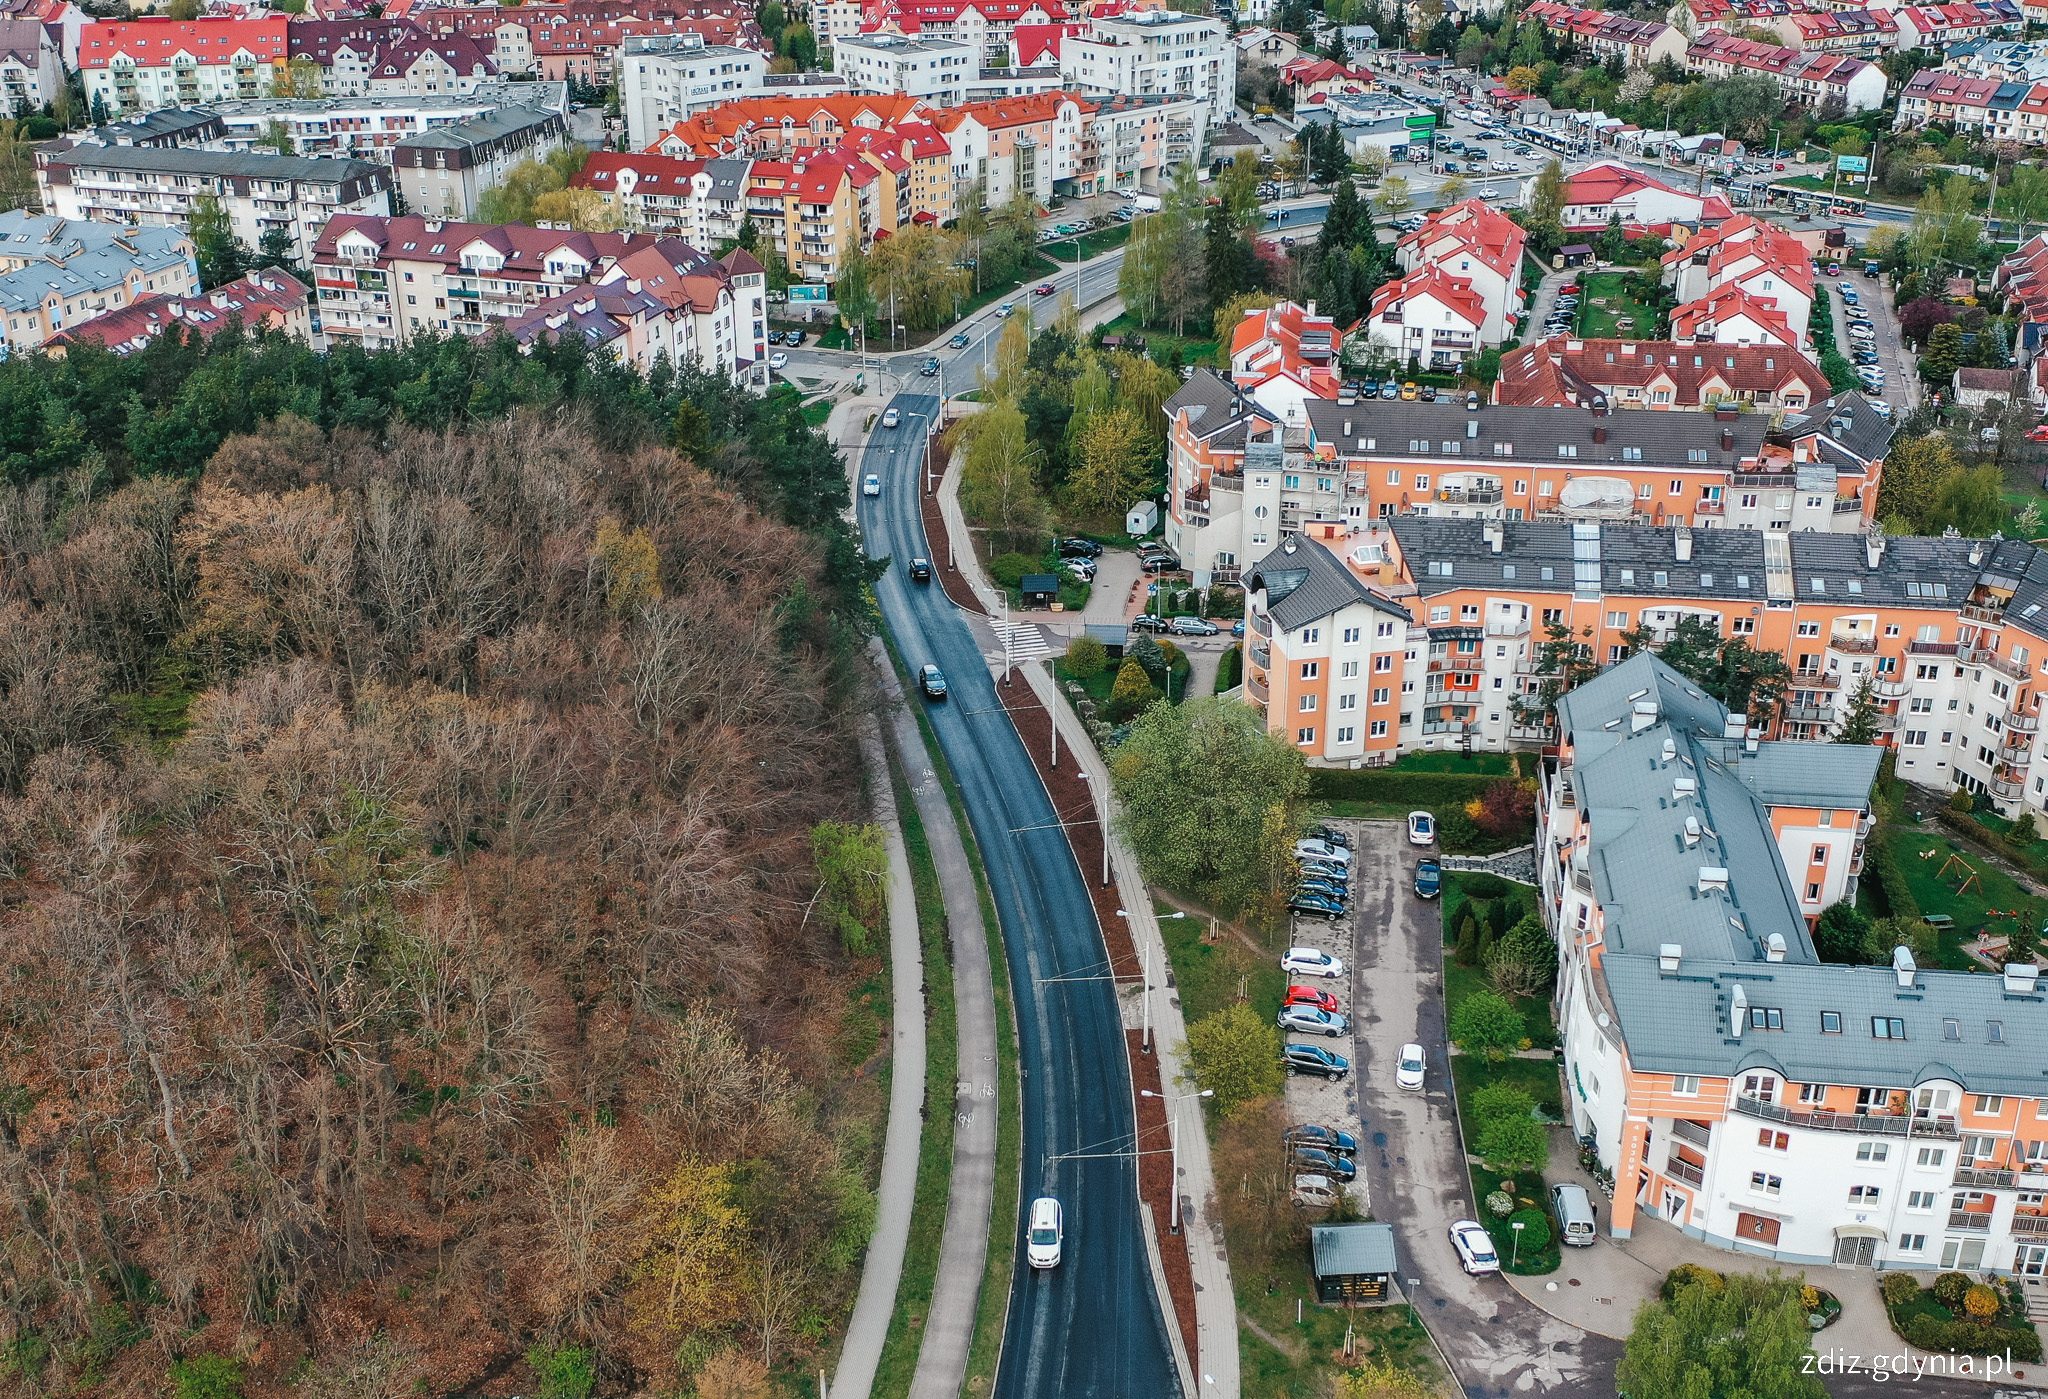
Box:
(1295, 838, 1351, 865)
(1407, 811, 1436, 846)
(1280, 946, 1346, 979)
(769, 351, 789, 370)
(1278, 1004, 1350, 1037)
(863, 474, 881, 497)
(1026, 1196, 1063, 1268)
(1396, 1042, 1426, 1091)
(1450, 1219, 1501, 1275)
(996, 303, 1015, 317)
(881, 407, 901, 429)
(1293, 1174, 1339, 1209)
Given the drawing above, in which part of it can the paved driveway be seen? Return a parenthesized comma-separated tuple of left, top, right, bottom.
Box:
(1830, 271, 1917, 414)
(1344, 819, 1623, 1398)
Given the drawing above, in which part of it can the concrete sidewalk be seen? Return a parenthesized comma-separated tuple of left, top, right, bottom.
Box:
(833, 706, 929, 1399)
(1019, 658, 1243, 1399)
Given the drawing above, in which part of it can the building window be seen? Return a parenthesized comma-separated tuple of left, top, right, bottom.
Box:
(1849, 1185, 1881, 1205)
(1898, 1233, 1927, 1253)
(1299, 695, 1317, 712)
(1908, 1190, 1938, 1209)
(1758, 1129, 1788, 1151)
(1917, 1147, 1946, 1167)
(1820, 1011, 1842, 1033)
(1857, 1142, 1890, 1163)
(1296, 726, 1315, 744)
(1872, 1016, 1906, 1039)
(1374, 655, 1393, 672)
(1749, 1172, 1782, 1196)
(1371, 687, 1390, 705)
(1672, 1075, 1700, 1096)
(1975, 1095, 2006, 1116)
(1301, 662, 1319, 679)
(1335, 726, 1355, 743)
(1369, 719, 1388, 738)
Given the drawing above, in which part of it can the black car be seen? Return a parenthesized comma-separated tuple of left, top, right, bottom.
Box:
(1296, 881, 1348, 904)
(909, 557, 933, 582)
(920, 358, 940, 376)
(919, 664, 948, 700)
(1284, 1124, 1358, 1155)
(1414, 857, 1442, 899)
(1058, 537, 1103, 558)
(1288, 893, 1345, 920)
(786, 330, 806, 346)
(1128, 614, 1170, 633)
(1311, 825, 1352, 849)
(1292, 1146, 1357, 1181)
(1142, 554, 1182, 574)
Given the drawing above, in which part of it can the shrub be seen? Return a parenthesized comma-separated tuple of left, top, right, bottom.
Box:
(1949, 787, 1977, 815)
(1932, 1270, 1974, 1311)
(1900, 1313, 2044, 1361)
(1800, 1284, 1821, 1312)
(1449, 989, 1525, 1061)
(1065, 634, 1108, 678)
(525, 1345, 596, 1399)
(1215, 643, 1242, 692)
(1477, 1111, 1548, 1174)
(1485, 1190, 1515, 1217)
(1454, 910, 1481, 966)
(1128, 635, 1170, 686)
(1506, 1208, 1551, 1253)
(1964, 1284, 2001, 1323)
(1459, 873, 1512, 900)
(1107, 659, 1161, 721)
(2012, 812, 2039, 845)
(170, 1356, 245, 1399)
(1476, 919, 1498, 966)
(1474, 778, 1537, 838)
(1183, 1002, 1284, 1114)
(1469, 1081, 1536, 1128)
(1813, 900, 1872, 965)
(990, 552, 1038, 588)
(1880, 1272, 1922, 1308)
(1661, 1263, 1726, 1302)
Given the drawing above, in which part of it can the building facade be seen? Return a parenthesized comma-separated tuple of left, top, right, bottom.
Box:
(1060, 8, 1235, 127)
(391, 104, 568, 218)
(620, 32, 771, 150)
(81, 16, 288, 116)
(0, 210, 197, 356)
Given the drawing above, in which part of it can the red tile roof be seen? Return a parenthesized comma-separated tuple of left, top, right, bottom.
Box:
(80, 15, 286, 69)
(50, 268, 306, 353)
(1492, 335, 1826, 408)
(1670, 284, 1796, 345)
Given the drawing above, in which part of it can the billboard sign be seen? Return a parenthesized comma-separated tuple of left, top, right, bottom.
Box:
(789, 283, 830, 302)
(1835, 154, 1868, 173)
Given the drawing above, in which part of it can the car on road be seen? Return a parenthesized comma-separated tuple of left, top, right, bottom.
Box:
(909, 557, 933, 582)
(1414, 857, 1441, 899)
(769, 352, 789, 370)
(918, 664, 948, 700)
(1058, 537, 1103, 558)
(996, 303, 1015, 317)
(882, 407, 901, 428)
(2027, 425, 2048, 443)
(1035, 282, 1058, 297)
(862, 474, 881, 497)
(1288, 892, 1346, 920)
(1292, 1174, 1340, 1209)
(1027, 1197, 1064, 1268)
(1407, 810, 1436, 846)
(1284, 984, 1340, 1013)
(920, 358, 940, 377)
(1450, 1220, 1501, 1275)
(949, 332, 971, 348)
(1169, 615, 1218, 636)
(1291, 1146, 1357, 1181)
(1282, 1043, 1350, 1079)
(1283, 1123, 1357, 1155)
(1395, 1042, 1427, 1091)
(1281, 946, 1346, 978)
(1278, 1004, 1349, 1037)
(1294, 837, 1351, 865)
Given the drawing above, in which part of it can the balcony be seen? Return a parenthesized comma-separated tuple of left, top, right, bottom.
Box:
(1872, 678, 1908, 699)
(1962, 602, 2008, 624)
(1486, 618, 1530, 637)
(2009, 710, 2041, 732)
(1665, 1154, 1705, 1186)
(1250, 644, 1271, 670)
(1438, 485, 1503, 504)
(1695, 499, 1725, 515)
(1832, 497, 1864, 515)
(1670, 1119, 1712, 1148)
(1733, 472, 1796, 488)
(1249, 611, 1271, 638)
(1909, 640, 1959, 656)
(1967, 647, 2028, 681)
(1992, 777, 2026, 799)
(1949, 1210, 1994, 1232)
(1784, 704, 1834, 723)
(1792, 669, 1841, 690)
(1954, 1166, 2018, 1190)
(1730, 1096, 1957, 1137)
(1830, 633, 1879, 654)
(1247, 674, 1269, 702)
(2013, 1212, 2048, 1235)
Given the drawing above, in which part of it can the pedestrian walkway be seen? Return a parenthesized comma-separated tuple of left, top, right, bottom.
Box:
(833, 702, 928, 1399)
(984, 618, 1053, 667)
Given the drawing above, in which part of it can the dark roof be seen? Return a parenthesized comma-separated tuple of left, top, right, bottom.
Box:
(1312, 1223, 1396, 1277)
(1245, 534, 1410, 629)
(1163, 366, 1267, 446)
(394, 104, 561, 151)
(1303, 398, 1771, 468)
(1020, 573, 1061, 591)
(1785, 390, 1894, 467)
(41, 145, 384, 183)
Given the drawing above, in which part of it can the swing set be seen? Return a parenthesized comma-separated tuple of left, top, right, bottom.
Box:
(1939, 851, 1982, 899)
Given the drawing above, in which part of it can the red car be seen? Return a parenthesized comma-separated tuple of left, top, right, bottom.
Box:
(1034, 282, 1058, 296)
(1285, 985, 1340, 1014)
(2027, 426, 2048, 443)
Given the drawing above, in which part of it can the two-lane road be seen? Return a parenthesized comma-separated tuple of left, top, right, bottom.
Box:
(857, 394, 1180, 1399)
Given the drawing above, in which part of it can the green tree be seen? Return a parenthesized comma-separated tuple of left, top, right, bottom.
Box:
(811, 821, 887, 957)
(960, 399, 1049, 554)
(1617, 1271, 1828, 1399)
(1513, 619, 1596, 725)
(1709, 636, 1791, 717)
(1478, 1113, 1547, 1174)
(869, 223, 969, 331)
(1111, 695, 1312, 913)
(1183, 1002, 1285, 1114)
(1107, 657, 1162, 721)
(187, 193, 244, 289)
(1493, 912, 1557, 991)
(1372, 175, 1412, 219)
(1813, 900, 1872, 964)
(1875, 433, 1960, 528)
(1217, 154, 1263, 231)
(834, 235, 876, 348)
(1525, 159, 1567, 250)
(1454, 909, 1481, 966)
(1926, 463, 2006, 536)
(1449, 989, 1524, 1061)
(1310, 122, 1350, 187)
(1069, 406, 1153, 519)
(525, 1345, 597, 1399)
(1833, 673, 1882, 746)
(1921, 321, 1964, 386)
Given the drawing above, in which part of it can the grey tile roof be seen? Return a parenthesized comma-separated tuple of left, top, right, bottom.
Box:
(1164, 366, 1265, 446)
(1245, 533, 1411, 630)
(1730, 741, 1883, 810)
(41, 146, 384, 183)
(1312, 1223, 1396, 1277)
(391, 104, 562, 150)
(1304, 398, 1772, 467)
(1785, 390, 1895, 467)
(702, 157, 748, 201)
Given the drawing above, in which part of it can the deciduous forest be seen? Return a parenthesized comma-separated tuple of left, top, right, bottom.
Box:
(0, 324, 891, 1397)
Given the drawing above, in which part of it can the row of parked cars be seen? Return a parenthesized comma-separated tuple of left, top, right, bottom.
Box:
(1838, 283, 1890, 410)
(1540, 282, 1582, 338)
(1286, 826, 1354, 921)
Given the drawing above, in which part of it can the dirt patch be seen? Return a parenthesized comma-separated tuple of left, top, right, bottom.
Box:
(1130, 1025, 1202, 1373)
(920, 453, 986, 617)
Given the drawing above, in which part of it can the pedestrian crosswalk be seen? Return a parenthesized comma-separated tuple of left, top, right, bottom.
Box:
(985, 619, 1052, 666)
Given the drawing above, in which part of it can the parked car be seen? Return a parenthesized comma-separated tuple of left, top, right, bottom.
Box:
(1407, 810, 1436, 846)
(949, 332, 972, 348)
(1292, 1174, 1340, 1209)
(1449, 1219, 1501, 1275)
(1466, 389, 1481, 410)
(1288, 893, 1346, 920)
(1419, 385, 1438, 402)
(909, 557, 933, 582)
(1283, 1124, 1357, 1155)
(1400, 381, 1420, 401)
(1142, 554, 1182, 574)
(1062, 559, 1096, 580)
(882, 407, 901, 428)
(1299, 861, 1349, 887)
(1280, 946, 1346, 978)
(1295, 838, 1351, 865)
(1294, 880, 1348, 905)
(1059, 537, 1103, 558)
(1278, 1005, 1349, 1037)
(1169, 615, 1218, 636)
(918, 664, 948, 700)
(1379, 383, 1399, 399)
(1395, 1042, 1427, 1091)
(1282, 1043, 1350, 1079)
(1231, 620, 1246, 638)
(1311, 824, 1351, 849)
(1127, 614, 1170, 633)
(1291, 1146, 1357, 1181)
(862, 474, 881, 497)
(1283, 985, 1339, 1013)
(1027, 1196, 1064, 1268)
(785, 330, 805, 346)
(1414, 857, 1441, 899)
(769, 352, 789, 370)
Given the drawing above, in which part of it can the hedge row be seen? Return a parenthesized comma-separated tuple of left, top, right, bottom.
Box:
(1860, 826, 1921, 922)
(1897, 1312, 2043, 1364)
(1309, 768, 1502, 807)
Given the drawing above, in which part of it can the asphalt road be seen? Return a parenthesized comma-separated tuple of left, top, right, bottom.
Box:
(857, 393, 1180, 1399)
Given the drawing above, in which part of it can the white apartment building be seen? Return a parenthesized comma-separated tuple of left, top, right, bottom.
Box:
(80, 16, 288, 117)
(835, 33, 975, 104)
(620, 33, 771, 151)
(1062, 9, 1236, 128)
(36, 146, 392, 268)
(0, 18, 63, 116)
(205, 84, 570, 161)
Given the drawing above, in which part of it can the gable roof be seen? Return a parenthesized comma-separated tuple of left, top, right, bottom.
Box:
(1492, 336, 1827, 408)
(1245, 532, 1411, 628)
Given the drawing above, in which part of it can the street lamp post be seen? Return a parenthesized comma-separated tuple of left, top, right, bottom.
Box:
(904, 410, 932, 494)
(1140, 1087, 1213, 1233)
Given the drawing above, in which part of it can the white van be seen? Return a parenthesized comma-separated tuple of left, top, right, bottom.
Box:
(1027, 1197, 1064, 1268)
(1552, 1182, 1598, 1247)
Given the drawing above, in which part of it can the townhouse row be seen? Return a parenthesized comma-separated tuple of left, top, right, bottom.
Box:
(1683, 0, 2020, 54)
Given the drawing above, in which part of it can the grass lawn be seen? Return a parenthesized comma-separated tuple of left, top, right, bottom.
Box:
(1890, 825, 2037, 970)
(1095, 311, 1220, 370)
(1467, 1162, 1563, 1275)
(1044, 223, 1134, 261)
(802, 399, 833, 427)
(1155, 894, 1287, 1021)
(1439, 873, 1556, 1046)
(1575, 270, 1660, 339)
(1389, 751, 1514, 774)
(1449, 1053, 1563, 1128)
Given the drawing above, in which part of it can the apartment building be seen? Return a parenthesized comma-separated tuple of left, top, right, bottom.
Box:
(1775, 7, 1898, 55)
(1228, 299, 1346, 420)
(1520, 0, 1687, 69)
(204, 84, 569, 161)
(1493, 337, 1829, 413)
(1540, 648, 2048, 1278)
(0, 211, 197, 356)
(644, 92, 931, 160)
(1670, 285, 1801, 348)
(738, 150, 879, 281)
(1892, 67, 2048, 139)
(0, 17, 61, 115)
(286, 18, 428, 98)
(1363, 267, 1489, 371)
(4, 0, 82, 73)
(1893, 0, 2024, 49)
(620, 32, 771, 150)
(81, 16, 287, 116)
(1158, 369, 1888, 590)
(409, 2, 764, 76)
(1684, 34, 1887, 114)
(855, 0, 1071, 70)
(929, 89, 1093, 205)
(365, 35, 500, 98)
(47, 267, 311, 355)
(392, 105, 568, 218)
(836, 33, 977, 104)
(1061, 8, 1235, 127)
(1394, 198, 1529, 347)
(36, 145, 391, 267)
(500, 239, 763, 376)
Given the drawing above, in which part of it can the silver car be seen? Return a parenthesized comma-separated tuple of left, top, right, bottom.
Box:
(1278, 1005, 1350, 1037)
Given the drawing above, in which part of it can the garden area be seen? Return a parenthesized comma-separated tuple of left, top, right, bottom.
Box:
(1054, 632, 1193, 722)
(1308, 755, 1537, 853)
(1439, 872, 1565, 1276)
(1878, 823, 2041, 972)
(1094, 312, 1220, 374)
(1573, 270, 1666, 340)
(1880, 1270, 2043, 1363)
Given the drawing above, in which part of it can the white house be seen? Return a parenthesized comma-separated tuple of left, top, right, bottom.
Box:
(834, 33, 975, 105)
(1364, 267, 1488, 369)
(620, 33, 771, 151)
(1061, 8, 1236, 127)
(1395, 198, 1529, 347)
(1546, 160, 1719, 232)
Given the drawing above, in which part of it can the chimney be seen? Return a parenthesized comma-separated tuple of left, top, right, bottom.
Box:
(1893, 945, 1917, 989)
(1631, 698, 1659, 732)
(1675, 526, 1693, 562)
(1866, 531, 1885, 569)
(1658, 943, 1682, 975)
(2005, 962, 2041, 995)
(1660, 736, 1676, 763)
(1714, 406, 1738, 422)
(1723, 713, 1748, 739)
(1719, 428, 1734, 452)
(1683, 814, 1702, 847)
(1306, 299, 1317, 317)
(1484, 520, 1504, 553)
(1970, 542, 1986, 566)
(1593, 424, 1607, 444)
(1673, 775, 1698, 802)
(1765, 932, 1786, 963)
(1697, 866, 1729, 894)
